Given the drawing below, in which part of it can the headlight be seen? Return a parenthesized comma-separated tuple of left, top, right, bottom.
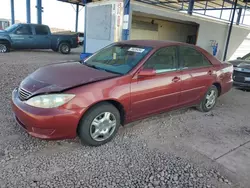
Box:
(234, 67, 241, 71)
(25, 94, 75, 108)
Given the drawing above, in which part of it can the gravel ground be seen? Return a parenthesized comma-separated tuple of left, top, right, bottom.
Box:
(0, 49, 249, 187)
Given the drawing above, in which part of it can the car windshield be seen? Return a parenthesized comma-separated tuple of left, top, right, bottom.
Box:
(242, 53, 250, 61)
(4, 24, 19, 32)
(84, 44, 152, 75)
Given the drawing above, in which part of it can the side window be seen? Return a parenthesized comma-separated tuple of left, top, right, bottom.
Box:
(143, 46, 177, 74)
(15, 25, 32, 35)
(35, 26, 49, 35)
(179, 46, 211, 69)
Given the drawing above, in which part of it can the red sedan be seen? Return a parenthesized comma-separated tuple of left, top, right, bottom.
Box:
(12, 40, 233, 146)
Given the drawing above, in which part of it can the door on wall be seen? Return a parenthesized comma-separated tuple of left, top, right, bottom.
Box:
(131, 20, 159, 40)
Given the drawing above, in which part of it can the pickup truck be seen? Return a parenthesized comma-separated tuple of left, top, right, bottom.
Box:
(0, 23, 78, 54)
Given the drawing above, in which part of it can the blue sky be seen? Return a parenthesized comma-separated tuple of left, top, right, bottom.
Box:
(0, 0, 85, 32)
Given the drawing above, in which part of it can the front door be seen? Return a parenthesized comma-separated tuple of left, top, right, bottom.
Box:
(130, 46, 181, 120)
(33, 25, 51, 49)
(178, 46, 215, 106)
(10, 25, 34, 49)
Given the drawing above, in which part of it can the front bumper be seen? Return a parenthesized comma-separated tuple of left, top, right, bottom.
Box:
(11, 88, 83, 140)
(233, 81, 250, 89)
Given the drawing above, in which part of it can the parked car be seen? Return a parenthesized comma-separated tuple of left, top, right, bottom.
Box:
(229, 53, 250, 89)
(11, 40, 233, 146)
(0, 23, 78, 54)
(78, 32, 84, 45)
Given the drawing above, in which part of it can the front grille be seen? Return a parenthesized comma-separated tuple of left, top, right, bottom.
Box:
(233, 70, 250, 77)
(18, 88, 32, 101)
(233, 70, 250, 83)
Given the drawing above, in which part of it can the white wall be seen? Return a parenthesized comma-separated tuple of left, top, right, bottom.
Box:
(131, 15, 198, 43)
(131, 1, 250, 60)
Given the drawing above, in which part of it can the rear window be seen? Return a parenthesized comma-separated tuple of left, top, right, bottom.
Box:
(35, 25, 49, 35)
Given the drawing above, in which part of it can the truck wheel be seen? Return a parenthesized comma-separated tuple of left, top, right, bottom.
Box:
(0, 43, 10, 53)
(77, 102, 121, 146)
(59, 43, 71, 54)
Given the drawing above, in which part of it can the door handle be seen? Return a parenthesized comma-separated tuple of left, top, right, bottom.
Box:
(28, 36, 33, 38)
(208, 70, 212, 75)
(172, 76, 180, 82)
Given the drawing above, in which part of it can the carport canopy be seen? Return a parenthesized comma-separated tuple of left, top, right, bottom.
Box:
(9, 0, 250, 59)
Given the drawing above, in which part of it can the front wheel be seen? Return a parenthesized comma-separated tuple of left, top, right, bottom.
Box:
(59, 43, 71, 54)
(0, 43, 10, 53)
(197, 85, 218, 112)
(77, 103, 120, 146)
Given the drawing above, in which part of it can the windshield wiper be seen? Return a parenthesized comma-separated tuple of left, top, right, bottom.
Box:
(84, 63, 98, 69)
(84, 63, 122, 75)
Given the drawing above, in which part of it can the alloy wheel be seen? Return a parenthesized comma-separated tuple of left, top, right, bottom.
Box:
(62, 45, 69, 53)
(90, 112, 117, 142)
(0, 44, 7, 53)
(205, 90, 216, 109)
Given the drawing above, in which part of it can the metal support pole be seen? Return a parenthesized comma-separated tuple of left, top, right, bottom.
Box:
(36, 0, 42, 24)
(26, 0, 31, 23)
(220, 0, 225, 19)
(242, 1, 248, 24)
(223, 0, 238, 61)
(236, 8, 242, 25)
(229, 0, 234, 21)
(204, 0, 208, 15)
(10, 0, 15, 25)
(122, 0, 130, 40)
(188, 0, 195, 15)
(83, 0, 87, 53)
(75, 4, 79, 32)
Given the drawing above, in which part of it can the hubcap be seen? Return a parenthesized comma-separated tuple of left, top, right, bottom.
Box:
(205, 90, 216, 109)
(0, 44, 7, 53)
(90, 112, 117, 142)
(62, 45, 69, 53)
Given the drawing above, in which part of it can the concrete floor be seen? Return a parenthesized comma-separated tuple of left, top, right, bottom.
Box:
(0, 48, 250, 187)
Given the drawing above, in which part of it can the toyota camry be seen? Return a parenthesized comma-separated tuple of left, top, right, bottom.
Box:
(12, 40, 233, 146)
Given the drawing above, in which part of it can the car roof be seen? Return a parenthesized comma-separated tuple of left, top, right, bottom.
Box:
(17, 23, 48, 27)
(118, 40, 190, 48)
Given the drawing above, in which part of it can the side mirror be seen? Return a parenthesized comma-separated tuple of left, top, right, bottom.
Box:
(237, 57, 242, 60)
(138, 69, 156, 77)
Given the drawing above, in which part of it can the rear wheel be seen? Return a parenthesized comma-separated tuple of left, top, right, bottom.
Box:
(0, 43, 9, 53)
(59, 43, 71, 54)
(197, 85, 218, 112)
(77, 103, 120, 146)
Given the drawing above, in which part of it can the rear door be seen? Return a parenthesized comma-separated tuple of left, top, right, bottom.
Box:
(33, 25, 51, 49)
(178, 46, 215, 106)
(10, 25, 34, 49)
(130, 46, 181, 119)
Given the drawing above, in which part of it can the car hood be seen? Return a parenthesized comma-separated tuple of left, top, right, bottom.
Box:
(229, 60, 250, 67)
(20, 62, 119, 95)
(238, 63, 250, 69)
(0, 30, 7, 34)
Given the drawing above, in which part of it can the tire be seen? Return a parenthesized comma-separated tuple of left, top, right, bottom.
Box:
(0, 43, 10, 53)
(197, 85, 218, 112)
(59, 43, 71, 54)
(77, 102, 121, 146)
